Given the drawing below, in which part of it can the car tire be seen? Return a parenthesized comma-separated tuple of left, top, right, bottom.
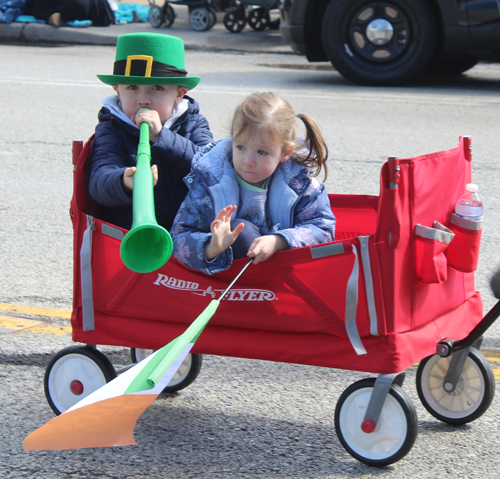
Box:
(423, 56, 479, 77)
(321, 0, 437, 86)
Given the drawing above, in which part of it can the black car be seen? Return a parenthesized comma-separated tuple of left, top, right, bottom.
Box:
(279, 0, 500, 85)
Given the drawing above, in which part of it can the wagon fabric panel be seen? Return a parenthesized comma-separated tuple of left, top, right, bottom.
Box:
(69, 136, 483, 374)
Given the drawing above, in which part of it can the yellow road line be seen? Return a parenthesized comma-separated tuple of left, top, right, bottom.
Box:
(0, 315, 71, 335)
(0, 303, 71, 320)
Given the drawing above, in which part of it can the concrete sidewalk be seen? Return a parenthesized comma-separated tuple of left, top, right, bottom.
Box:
(0, 5, 292, 54)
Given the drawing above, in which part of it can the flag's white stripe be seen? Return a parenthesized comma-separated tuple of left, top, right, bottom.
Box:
(130, 343, 193, 396)
(65, 344, 193, 413)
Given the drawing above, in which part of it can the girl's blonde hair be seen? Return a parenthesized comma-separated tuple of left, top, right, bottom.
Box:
(231, 92, 329, 180)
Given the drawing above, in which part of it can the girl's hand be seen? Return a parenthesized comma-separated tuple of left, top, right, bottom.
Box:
(205, 206, 244, 260)
(133, 108, 162, 143)
(247, 235, 287, 264)
(123, 164, 158, 192)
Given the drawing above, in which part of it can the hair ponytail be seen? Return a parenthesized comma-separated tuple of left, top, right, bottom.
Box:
(295, 113, 329, 181)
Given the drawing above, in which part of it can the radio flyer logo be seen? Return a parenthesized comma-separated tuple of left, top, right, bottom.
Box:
(153, 274, 277, 301)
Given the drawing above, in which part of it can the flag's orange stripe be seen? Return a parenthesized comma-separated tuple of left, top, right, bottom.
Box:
(23, 394, 157, 451)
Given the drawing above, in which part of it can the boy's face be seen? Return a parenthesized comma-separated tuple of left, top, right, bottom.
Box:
(113, 84, 188, 124)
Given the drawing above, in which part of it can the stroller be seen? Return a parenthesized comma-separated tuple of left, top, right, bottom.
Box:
(43, 135, 497, 466)
(147, 0, 279, 32)
(222, 0, 280, 33)
(147, 0, 231, 31)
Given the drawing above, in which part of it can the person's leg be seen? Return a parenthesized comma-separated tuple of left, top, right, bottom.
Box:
(230, 219, 261, 259)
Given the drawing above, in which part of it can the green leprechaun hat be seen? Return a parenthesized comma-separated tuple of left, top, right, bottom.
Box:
(97, 33, 200, 90)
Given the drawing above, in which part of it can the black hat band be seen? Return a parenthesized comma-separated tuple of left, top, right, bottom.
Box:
(113, 55, 188, 78)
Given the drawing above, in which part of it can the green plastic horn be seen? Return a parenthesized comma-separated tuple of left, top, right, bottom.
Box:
(120, 122, 173, 273)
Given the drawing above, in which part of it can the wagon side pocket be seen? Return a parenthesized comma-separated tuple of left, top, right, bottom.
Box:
(445, 213, 483, 273)
(415, 222, 455, 284)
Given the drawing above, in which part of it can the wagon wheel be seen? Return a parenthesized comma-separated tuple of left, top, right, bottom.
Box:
(335, 378, 418, 467)
(223, 7, 247, 33)
(130, 348, 203, 393)
(189, 7, 214, 31)
(416, 349, 495, 425)
(247, 7, 270, 31)
(148, 5, 164, 28)
(44, 346, 117, 415)
(163, 4, 176, 28)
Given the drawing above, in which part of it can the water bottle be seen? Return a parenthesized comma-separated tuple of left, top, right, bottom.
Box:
(455, 184, 483, 221)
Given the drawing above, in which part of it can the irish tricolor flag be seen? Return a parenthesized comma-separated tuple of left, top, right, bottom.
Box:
(23, 300, 219, 450)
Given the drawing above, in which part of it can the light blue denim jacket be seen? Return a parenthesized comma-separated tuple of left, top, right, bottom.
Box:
(171, 137, 336, 275)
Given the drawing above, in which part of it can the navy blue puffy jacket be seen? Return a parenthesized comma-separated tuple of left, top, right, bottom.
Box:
(88, 95, 213, 231)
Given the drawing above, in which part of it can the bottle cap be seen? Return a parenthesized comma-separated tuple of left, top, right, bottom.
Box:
(466, 183, 478, 193)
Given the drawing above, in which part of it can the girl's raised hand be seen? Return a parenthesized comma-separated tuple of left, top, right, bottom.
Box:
(205, 206, 244, 260)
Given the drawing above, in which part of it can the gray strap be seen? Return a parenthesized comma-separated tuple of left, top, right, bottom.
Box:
(311, 242, 345, 259)
(359, 235, 378, 336)
(345, 244, 367, 355)
(415, 223, 455, 243)
(80, 215, 95, 331)
(101, 223, 125, 241)
(451, 213, 483, 231)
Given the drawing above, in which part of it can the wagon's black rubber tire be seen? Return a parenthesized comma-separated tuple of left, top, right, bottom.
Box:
(223, 7, 247, 33)
(148, 5, 164, 28)
(163, 4, 176, 28)
(335, 378, 418, 467)
(130, 348, 203, 393)
(248, 8, 270, 31)
(321, 0, 437, 86)
(416, 348, 495, 425)
(422, 56, 479, 77)
(44, 346, 117, 416)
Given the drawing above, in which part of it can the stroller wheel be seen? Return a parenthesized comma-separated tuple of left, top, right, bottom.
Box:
(247, 7, 270, 31)
(163, 4, 176, 28)
(208, 7, 217, 29)
(189, 7, 214, 31)
(148, 5, 164, 28)
(44, 346, 117, 416)
(223, 7, 246, 33)
(335, 378, 418, 467)
(130, 348, 203, 393)
(416, 348, 495, 425)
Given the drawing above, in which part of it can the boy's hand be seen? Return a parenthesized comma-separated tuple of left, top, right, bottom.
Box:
(133, 108, 162, 143)
(247, 235, 287, 264)
(123, 165, 158, 192)
(205, 206, 244, 260)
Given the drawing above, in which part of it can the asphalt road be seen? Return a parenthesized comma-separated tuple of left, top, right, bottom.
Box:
(1, 42, 500, 477)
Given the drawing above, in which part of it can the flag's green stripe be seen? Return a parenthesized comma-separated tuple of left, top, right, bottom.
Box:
(147, 300, 220, 388)
(124, 337, 180, 394)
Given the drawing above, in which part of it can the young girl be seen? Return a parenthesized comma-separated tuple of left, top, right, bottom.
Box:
(171, 92, 336, 275)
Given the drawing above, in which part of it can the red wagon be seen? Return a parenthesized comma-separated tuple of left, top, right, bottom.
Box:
(44, 135, 495, 466)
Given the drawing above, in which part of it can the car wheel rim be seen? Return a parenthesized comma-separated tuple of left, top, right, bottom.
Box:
(349, 2, 410, 63)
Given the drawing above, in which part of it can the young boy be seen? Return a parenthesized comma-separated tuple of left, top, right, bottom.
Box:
(88, 32, 213, 231)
